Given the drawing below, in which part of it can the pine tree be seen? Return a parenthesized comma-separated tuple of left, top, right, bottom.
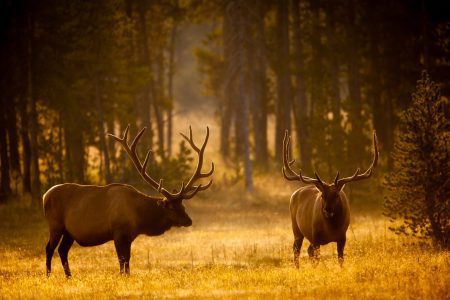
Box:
(384, 71, 449, 249)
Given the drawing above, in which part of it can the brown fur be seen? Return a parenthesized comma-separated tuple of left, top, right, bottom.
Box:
(43, 183, 192, 277)
(282, 130, 378, 268)
(290, 184, 350, 267)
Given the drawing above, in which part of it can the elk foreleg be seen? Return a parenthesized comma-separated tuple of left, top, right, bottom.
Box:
(114, 236, 132, 275)
(46, 229, 63, 277)
(307, 244, 320, 267)
(337, 235, 346, 267)
(58, 233, 74, 278)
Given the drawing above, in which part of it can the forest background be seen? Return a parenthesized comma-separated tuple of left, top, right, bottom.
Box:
(0, 0, 448, 198)
(0, 1, 449, 298)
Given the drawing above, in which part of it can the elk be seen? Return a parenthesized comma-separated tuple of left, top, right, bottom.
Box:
(282, 130, 378, 267)
(43, 125, 214, 277)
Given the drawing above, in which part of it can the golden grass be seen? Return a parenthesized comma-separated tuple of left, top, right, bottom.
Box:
(0, 184, 449, 299)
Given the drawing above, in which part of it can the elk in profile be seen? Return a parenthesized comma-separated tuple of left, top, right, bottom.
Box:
(43, 125, 214, 276)
(282, 131, 378, 267)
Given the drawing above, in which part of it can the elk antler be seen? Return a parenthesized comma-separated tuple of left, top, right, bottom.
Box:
(282, 130, 324, 191)
(108, 125, 214, 202)
(335, 130, 378, 190)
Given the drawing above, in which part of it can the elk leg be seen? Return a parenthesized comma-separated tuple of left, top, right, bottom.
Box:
(58, 234, 74, 278)
(293, 237, 303, 268)
(46, 229, 63, 276)
(291, 218, 304, 268)
(337, 236, 346, 266)
(307, 244, 314, 258)
(114, 238, 131, 275)
(307, 244, 320, 266)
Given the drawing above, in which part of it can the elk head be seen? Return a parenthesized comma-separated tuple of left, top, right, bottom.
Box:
(282, 130, 378, 218)
(108, 125, 214, 227)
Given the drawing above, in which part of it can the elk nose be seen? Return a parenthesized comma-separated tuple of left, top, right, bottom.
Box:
(184, 218, 192, 227)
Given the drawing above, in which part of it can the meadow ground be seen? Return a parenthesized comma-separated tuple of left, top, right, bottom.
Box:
(0, 181, 448, 299)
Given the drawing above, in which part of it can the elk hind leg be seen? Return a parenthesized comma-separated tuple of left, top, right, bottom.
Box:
(46, 228, 63, 276)
(58, 233, 74, 278)
(307, 244, 320, 266)
(292, 222, 303, 268)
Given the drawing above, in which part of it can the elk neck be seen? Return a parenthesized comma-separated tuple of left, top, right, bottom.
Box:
(320, 192, 347, 225)
(136, 195, 174, 236)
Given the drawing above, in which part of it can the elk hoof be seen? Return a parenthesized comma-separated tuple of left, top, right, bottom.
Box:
(310, 258, 319, 268)
(338, 257, 344, 267)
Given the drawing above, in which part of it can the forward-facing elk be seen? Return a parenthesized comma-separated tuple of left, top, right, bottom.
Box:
(282, 131, 378, 267)
(43, 125, 214, 276)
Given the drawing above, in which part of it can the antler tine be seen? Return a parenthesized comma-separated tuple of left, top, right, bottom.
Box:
(130, 127, 146, 153)
(184, 178, 214, 198)
(157, 179, 163, 192)
(282, 131, 301, 181)
(314, 172, 324, 184)
(141, 150, 153, 177)
(297, 170, 319, 184)
(282, 131, 323, 190)
(109, 125, 176, 200)
(107, 124, 130, 144)
(179, 126, 201, 153)
(201, 162, 215, 177)
(110, 125, 214, 202)
(172, 126, 214, 199)
(334, 172, 340, 186)
(336, 130, 379, 190)
(200, 126, 210, 152)
(180, 183, 204, 200)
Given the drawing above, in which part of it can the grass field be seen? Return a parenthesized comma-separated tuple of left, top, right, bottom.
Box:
(0, 182, 448, 299)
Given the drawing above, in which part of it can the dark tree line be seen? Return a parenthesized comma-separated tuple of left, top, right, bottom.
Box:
(197, 0, 449, 190)
(0, 0, 449, 198)
(0, 0, 188, 201)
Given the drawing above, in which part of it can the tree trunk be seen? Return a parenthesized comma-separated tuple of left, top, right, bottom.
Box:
(94, 74, 112, 183)
(155, 52, 165, 157)
(19, 94, 31, 193)
(57, 118, 64, 182)
(27, 10, 40, 196)
(64, 120, 85, 184)
(5, 98, 21, 175)
(0, 98, 11, 200)
(226, 0, 253, 191)
(167, 22, 177, 157)
(251, 0, 269, 168)
(221, 5, 234, 159)
(347, 0, 365, 166)
(236, 2, 253, 191)
(137, 1, 153, 151)
(275, 0, 292, 161)
(292, 0, 312, 173)
(325, 1, 344, 171)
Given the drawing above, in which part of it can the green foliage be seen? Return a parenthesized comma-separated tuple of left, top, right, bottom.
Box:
(384, 71, 450, 249)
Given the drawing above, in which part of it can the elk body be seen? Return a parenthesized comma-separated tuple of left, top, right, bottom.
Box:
(282, 131, 378, 267)
(43, 126, 214, 277)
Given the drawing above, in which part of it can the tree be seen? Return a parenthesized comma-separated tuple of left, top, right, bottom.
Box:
(274, 0, 291, 162)
(225, 0, 254, 192)
(384, 71, 449, 249)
